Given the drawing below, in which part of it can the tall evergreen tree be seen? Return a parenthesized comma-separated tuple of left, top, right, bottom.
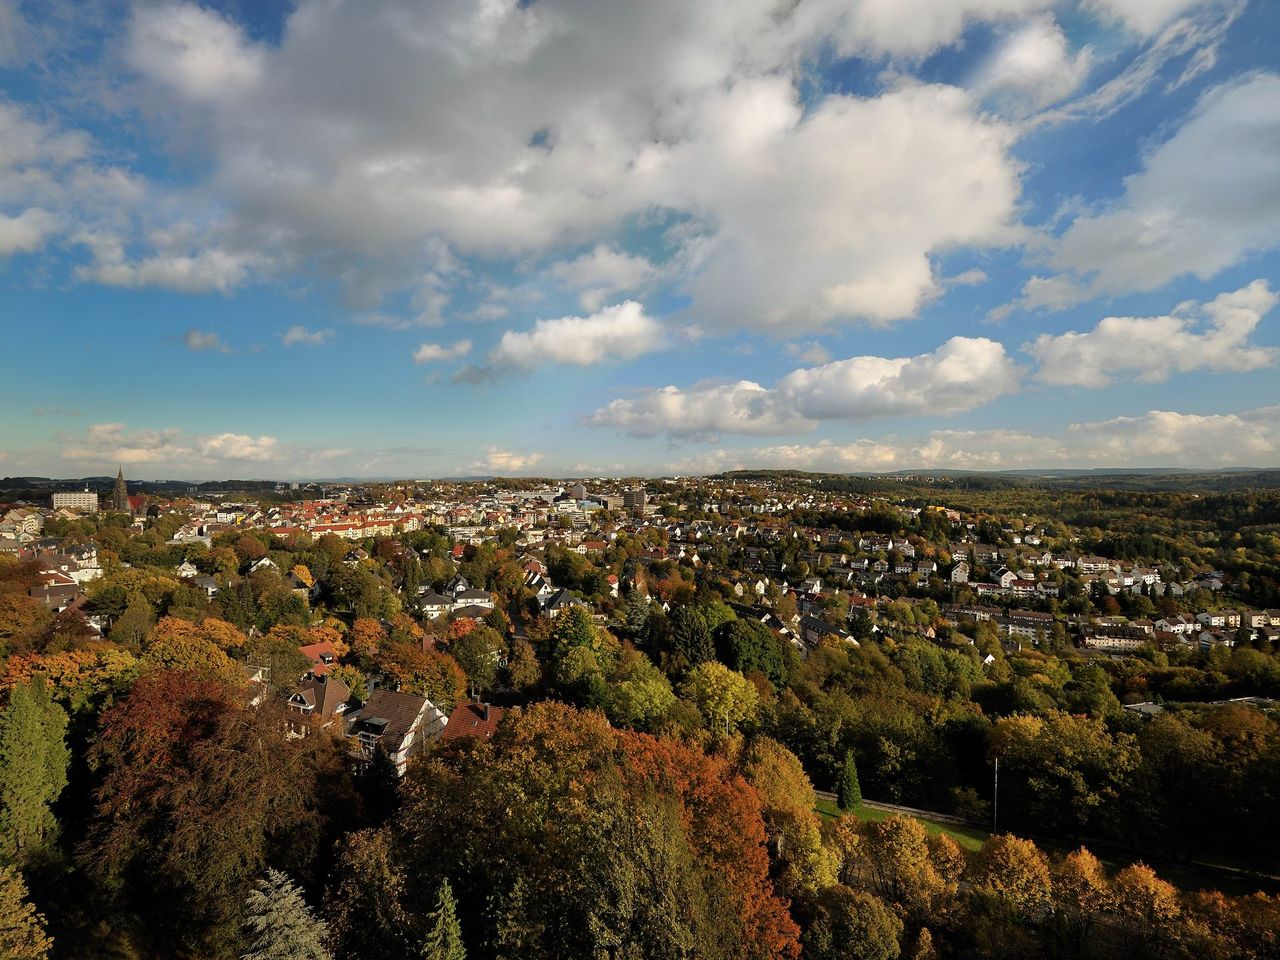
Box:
(836, 751, 862, 811)
(421, 879, 466, 960)
(241, 869, 333, 960)
(0, 865, 51, 959)
(0, 681, 69, 860)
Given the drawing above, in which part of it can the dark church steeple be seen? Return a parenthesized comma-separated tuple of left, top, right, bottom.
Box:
(112, 466, 129, 513)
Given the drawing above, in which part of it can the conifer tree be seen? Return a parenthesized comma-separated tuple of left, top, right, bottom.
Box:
(836, 751, 862, 811)
(421, 878, 466, 960)
(0, 680, 69, 860)
(0, 865, 52, 959)
(241, 869, 333, 960)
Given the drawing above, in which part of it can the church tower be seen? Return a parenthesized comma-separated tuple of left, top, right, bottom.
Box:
(112, 466, 129, 513)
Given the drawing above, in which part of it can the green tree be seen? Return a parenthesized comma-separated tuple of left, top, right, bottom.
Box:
(681, 662, 758, 734)
(506, 639, 541, 691)
(836, 751, 862, 811)
(421, 879, 466, 960)
(715, 619, 790, 689)
(450, 627, 503, 697)
(670, 606, 715, 669)
(0, 864, 51, 959)
(800, 885, 901, 960)
(241, 868, 332, 960)
(0, 680, 69, 860)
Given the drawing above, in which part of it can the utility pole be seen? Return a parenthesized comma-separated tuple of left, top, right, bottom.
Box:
(993, 756, 1000, 834)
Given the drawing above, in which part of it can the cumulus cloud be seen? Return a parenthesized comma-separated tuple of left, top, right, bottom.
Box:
(1046, 73, 1280, 298)
(183, 329, 228, 352)
(664, 404, 1280, 474)
(1068, 405, 1280, 463)
(77, 234, 257, 294)
(413, 339, 473, 364)
(59, 422, 345, 472)
(0, 208, 55, 255)
(549, 245, 658, 311)
(469, 446, 544, 475)
(1028, 279, 1278, 386)
(972, 16, 1092, 113)
(282, 325, 333, 347)
(490, 301, 667, 368)
(126, 1, 265, 102)
(111, 1, 1026, 331)
(588, 336, 1020, 439)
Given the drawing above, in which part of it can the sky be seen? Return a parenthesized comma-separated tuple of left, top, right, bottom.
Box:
(0, 0, 1278, 480)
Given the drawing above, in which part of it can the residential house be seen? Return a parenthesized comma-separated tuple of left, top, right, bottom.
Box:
(343, 689, 448, 777)
(439, 701, 505, 743)
(286, 675, 352, 738)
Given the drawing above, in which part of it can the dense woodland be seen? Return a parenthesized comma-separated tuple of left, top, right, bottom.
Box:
(0, 475, 1278, 958)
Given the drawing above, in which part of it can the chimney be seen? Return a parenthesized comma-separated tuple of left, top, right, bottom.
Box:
(482, 703, 490, 722)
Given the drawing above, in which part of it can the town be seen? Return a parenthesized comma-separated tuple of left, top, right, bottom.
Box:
(1, 466, 1277, 958)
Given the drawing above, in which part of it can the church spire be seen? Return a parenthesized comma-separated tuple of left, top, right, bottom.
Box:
(112, 466, 129, 513)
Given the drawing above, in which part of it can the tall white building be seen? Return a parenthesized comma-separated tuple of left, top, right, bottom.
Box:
(52, 489, 99, 513)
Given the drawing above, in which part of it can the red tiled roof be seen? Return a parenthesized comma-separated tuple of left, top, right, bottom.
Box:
(440, 701, 504, 741)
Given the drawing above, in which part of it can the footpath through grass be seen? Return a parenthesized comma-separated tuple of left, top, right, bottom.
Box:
(815, 796, 988, 852)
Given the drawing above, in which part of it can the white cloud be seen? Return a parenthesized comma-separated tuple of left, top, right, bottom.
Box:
(183, 329, 227, 353)
(1047, 73, 1280, 297)
(490, 300, 666, 368)
(1028, 280, 1278, 386)
(77, 230, 258, 294)
(126, 1, 265, 101)
(588, 380, 810, 440)
(588, 336, 1020, 438)
(780, 336, 1020, 419)
(549, 245, 657, 310)
(282, 325, 333, 347)
(0, 207, 55, 255)
(672, 81, 1023, 331)
(413, 339, 473, 364)
(469, 446, 544, 475)
(59, 422, 346, 472)
(113, 1, 1025, 331)
(972, 16, 1092, 113)
(786, 341, 832, 365)
(1069, 406, 1279, 463)
(663, 403, 1280, 473)
(1086, 0, 1216, 35)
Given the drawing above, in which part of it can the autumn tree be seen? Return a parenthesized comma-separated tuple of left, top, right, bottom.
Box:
(81, 671, 352, 957)
(1111, 863, 1182, 960)
(385, 703, 800, 960)
(1049, 847, 1115, 959)
(505, 638, 541, 691)
(970, 834, 1052, 959)
(0, 680, 69, 861)
(326, 829, 415, 960)
(0, 864, 51, 959)
(740, 737, 836, 898)
(379, 644, 467, 713)
(799, 885, 901, 960)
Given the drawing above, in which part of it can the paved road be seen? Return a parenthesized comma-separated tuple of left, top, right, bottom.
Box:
(814, 790, 982, 828)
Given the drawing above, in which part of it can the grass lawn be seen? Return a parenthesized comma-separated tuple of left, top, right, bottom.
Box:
(816, 797, 989, 852)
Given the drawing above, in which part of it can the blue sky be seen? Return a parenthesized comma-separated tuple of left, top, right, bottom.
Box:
(0, 0, 1277, 479)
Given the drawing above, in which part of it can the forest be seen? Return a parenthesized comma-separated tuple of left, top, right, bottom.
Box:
(0, 478, 1278, 958)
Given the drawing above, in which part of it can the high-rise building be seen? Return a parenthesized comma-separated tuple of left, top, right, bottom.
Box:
(112, 466, 129, 513)
(569, 482, 587, 500)
(623, 486, 646, 512)
(52, 489, 98, 513)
